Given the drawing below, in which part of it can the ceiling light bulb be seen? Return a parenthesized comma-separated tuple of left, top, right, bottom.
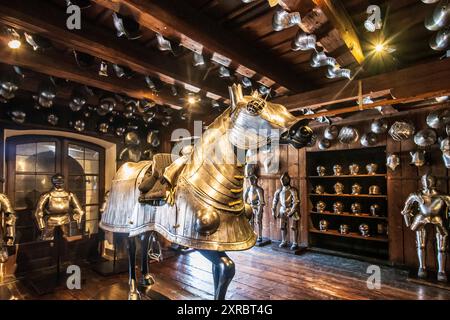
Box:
(187, 96, 196, 105)
(375, 43, 384, 52)
(8, 39, 21, 49)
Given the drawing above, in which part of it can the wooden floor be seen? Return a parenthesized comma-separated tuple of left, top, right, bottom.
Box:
(2, 246, 450, 300)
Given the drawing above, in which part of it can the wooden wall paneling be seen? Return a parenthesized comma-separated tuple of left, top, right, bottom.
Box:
(287, 145, 299, 244)
(387, 129, 404, 264)
(0, 127, 4, 192)
(399, 113, 420, 269)
(299, 148, 309, 246)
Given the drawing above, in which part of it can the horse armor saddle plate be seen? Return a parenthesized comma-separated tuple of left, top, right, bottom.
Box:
(138, 154, 173, 205)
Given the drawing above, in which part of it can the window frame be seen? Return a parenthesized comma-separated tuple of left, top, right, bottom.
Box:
(6, 135, 105, 242)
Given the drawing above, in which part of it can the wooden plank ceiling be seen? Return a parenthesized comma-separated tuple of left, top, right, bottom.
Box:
(0, 0, 444, 127)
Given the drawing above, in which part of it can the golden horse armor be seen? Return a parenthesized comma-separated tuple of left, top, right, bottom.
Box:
(99, 84, 313, 299)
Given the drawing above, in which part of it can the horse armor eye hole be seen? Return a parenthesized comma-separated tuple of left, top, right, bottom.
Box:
(246, 99, 265, 115)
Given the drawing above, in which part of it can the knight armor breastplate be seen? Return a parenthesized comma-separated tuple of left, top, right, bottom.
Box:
(247, 187, 261, 206)
(47, 191, 71, 215)
(280, 187, 295, 215)
(418, 194, 447, 217)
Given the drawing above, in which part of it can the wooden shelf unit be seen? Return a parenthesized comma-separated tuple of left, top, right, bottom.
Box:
(306, 146, 389, 260)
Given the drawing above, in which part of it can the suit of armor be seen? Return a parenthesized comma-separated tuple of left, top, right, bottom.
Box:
(244, 175, 265, 242)
(401, 174, 450, 282)
(272, 173, 300, 250)
(0, 193, 15, 264)
(34, 174, 84, 241)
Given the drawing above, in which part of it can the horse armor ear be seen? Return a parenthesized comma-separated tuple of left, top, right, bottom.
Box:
(228, 84, 244, 110)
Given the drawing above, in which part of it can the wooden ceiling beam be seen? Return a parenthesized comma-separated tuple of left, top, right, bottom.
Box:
(0, 38, 180, 106)
(92, 0, 310, 92)
(0, 0, 228, 105)
(273, 58, 450, 111)
(311, 0, 365, 65)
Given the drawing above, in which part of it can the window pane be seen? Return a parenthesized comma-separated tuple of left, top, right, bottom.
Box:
(16, 155, 36, 172)
(36, 175, 53, 192)
(68, 145, 84, 159)
(85, 219, 98, 234)
(36, 142, 56, 173)
(15, 174, 35, 192)
(85, 205, 99, 221)
(86, 190, 99, 205)
(85, 176, 98, 191)
(68, 175, 85, 191)
(68, 157, 85, 173)
(85, 148, 99, 160)
(84, 160, 99, 174)
(14, 191, 35, 210)
(16, 143, 36, 156)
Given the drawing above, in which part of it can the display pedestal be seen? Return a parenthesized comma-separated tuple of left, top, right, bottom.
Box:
(92, 281, 170, 300)
(271, 241, 307, 255)
(407, 270, 450, 291)
(92, 259, 129, 276)
(255, 237, 272, 247)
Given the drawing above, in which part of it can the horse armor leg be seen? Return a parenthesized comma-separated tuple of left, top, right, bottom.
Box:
(140, 232, 155, 287)
(127, 236, 141, 300)
(199, 250, 236, 300)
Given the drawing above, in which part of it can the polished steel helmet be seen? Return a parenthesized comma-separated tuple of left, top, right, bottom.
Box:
(425, 1, 450, 31)
(389, 121, 415, 141)
(315, 185, 325, 194)
(351, 202, 362, 213)
(316, 201, 326, 212)
(124, 131, 140, 146)
(359, 223, 370, 236)
(339, 224, 350, 234)
(97, 96, 116, 116)
(10, 110, 26, 124)
(361, 132, 378, 147)
(333, 202, 344, 214)
(338, 126, 360, 144)
(324, 125, 339, 140)
(352, 183, 362, 195)
(147, 131, 161, 148)
(410, 150, 427, 167)
(430, 27, 450, 51)
(370, 204, 381, 216)
(318, 138, 331, 150)
(73, 119, 86, 132)
(371, 119, 389, 134)
(319, 219, 329, 231)
(369, 185, 381, 195)
(386, 153, 400, 171)
(47, 114, 59, 126)
(414, 128, 437, 147)
(426, 109, 450, 129)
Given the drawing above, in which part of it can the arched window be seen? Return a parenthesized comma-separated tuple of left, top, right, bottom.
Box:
(6, 136, 105, 244)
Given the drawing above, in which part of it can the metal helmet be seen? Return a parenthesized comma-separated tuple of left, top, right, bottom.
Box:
(361, 132, 378, 147)
(338, 126, 360, 144)
(425, 1, 450, 31)
(426, 109, 450, 129)
(430, 27, 450, 51)
(414, 128, 437, 147)
(318, 138, 331, 150)
(389, 121, 415, 141)
(124, 131, 140, 146)
(386, 153, 400, 171)
(324, 125, 339, 140)
(147, 131, 160, 148)
(370, 119, 388, 134)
